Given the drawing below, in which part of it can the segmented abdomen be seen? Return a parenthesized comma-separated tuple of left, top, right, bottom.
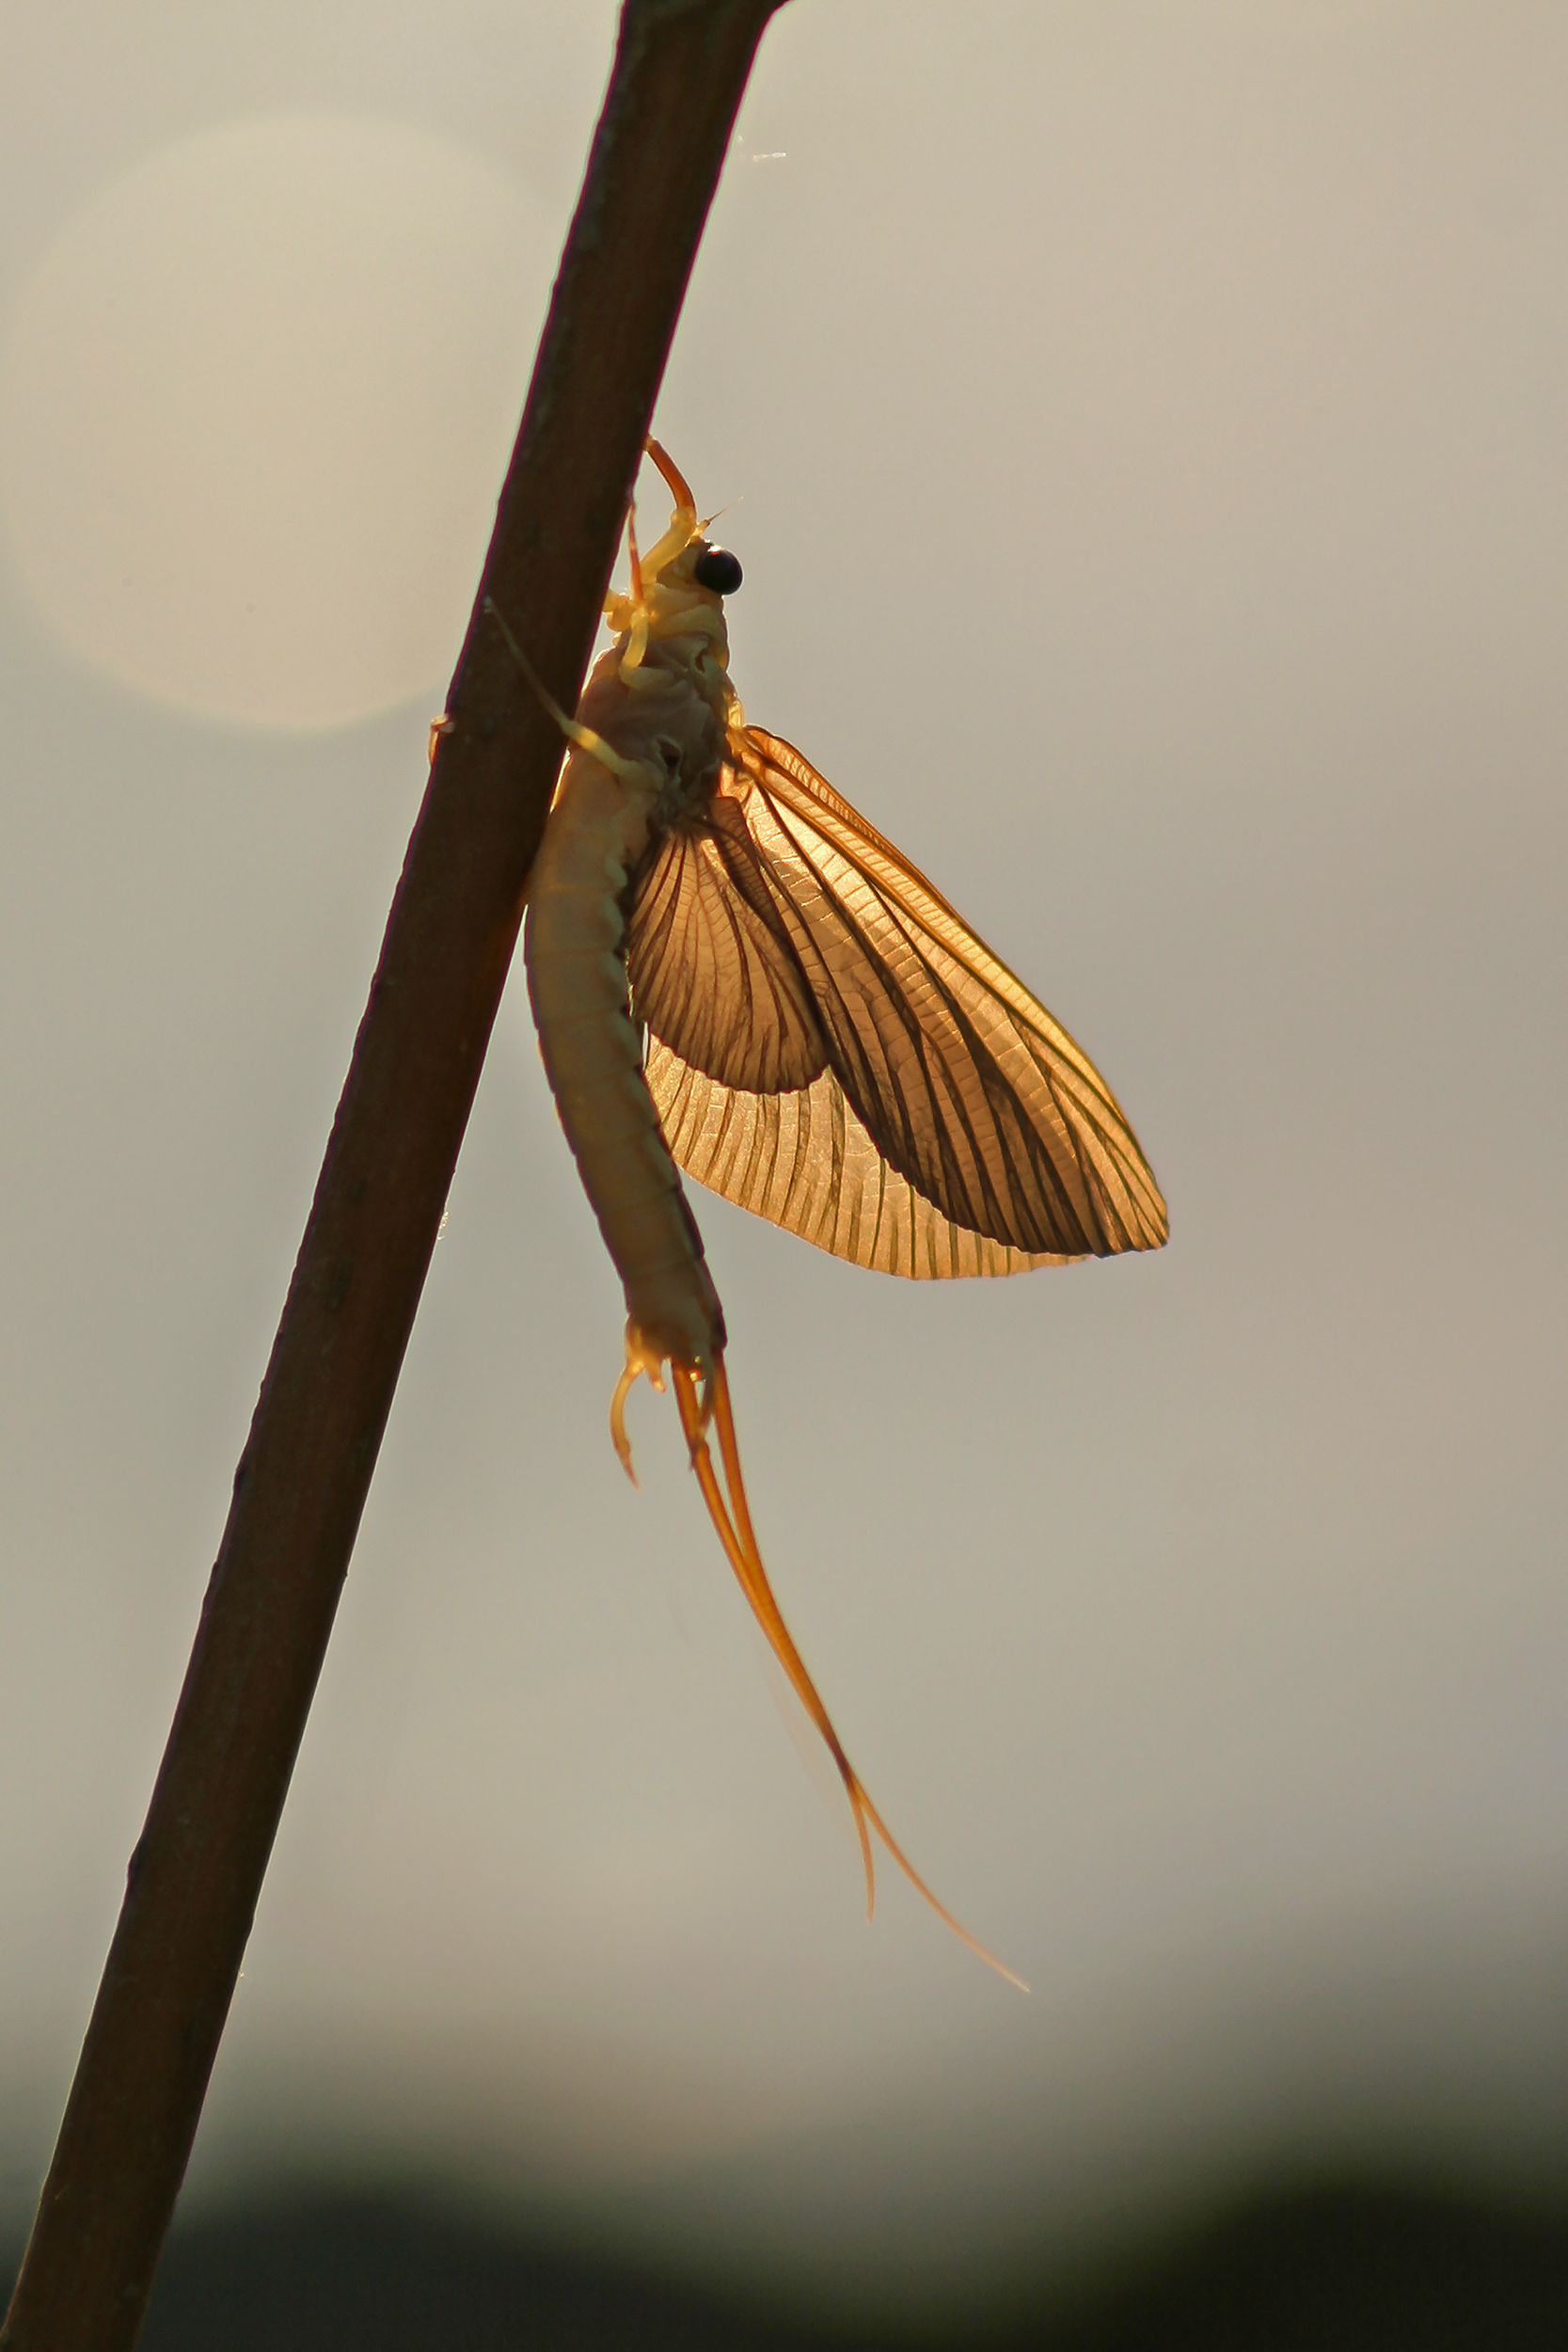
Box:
(524, 747, 724, 1368)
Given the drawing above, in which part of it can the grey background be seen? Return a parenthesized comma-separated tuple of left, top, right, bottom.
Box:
(1, 3, 1564, 2328)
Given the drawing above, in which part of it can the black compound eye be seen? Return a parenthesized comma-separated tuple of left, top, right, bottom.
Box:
(692, 544, 743, 596)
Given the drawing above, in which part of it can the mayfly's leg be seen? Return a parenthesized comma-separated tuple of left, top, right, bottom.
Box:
(619, 506, 650, 680)
(636, 439, 699, 586)
(645, 437, 695, 511)
(482, 596, 647, 787)
(671, 1358, 1028, 1992)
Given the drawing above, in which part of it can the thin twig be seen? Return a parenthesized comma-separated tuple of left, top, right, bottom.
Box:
(0, 5, 784, 2344)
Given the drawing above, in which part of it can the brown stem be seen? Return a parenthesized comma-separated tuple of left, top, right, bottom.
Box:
(0, 5, 784, 2344)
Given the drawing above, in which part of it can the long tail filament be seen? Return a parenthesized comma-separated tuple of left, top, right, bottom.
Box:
(668, 1354, 1028, 1992)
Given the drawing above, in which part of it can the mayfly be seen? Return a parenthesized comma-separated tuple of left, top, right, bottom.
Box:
(509, 442, 1166, 1984)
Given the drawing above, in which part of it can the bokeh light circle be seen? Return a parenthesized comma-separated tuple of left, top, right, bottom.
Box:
(0, 115, 552, 729)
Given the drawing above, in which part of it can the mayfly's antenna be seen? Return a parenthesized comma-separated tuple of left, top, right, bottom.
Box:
(697, 495, 741, 535)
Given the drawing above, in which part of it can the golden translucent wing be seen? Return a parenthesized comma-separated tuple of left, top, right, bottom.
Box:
(646, 1044, 1069, 1277)
(631, 728, 1167, 1273)
(625, 797, 827, 1095)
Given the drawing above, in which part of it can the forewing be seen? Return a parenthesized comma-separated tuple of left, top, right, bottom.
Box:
(624, 798, 828, 1094)
(725, 727, 1168, 1260)
(625, 731, 1164, 1275)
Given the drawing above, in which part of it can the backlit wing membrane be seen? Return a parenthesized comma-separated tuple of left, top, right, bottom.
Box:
(646, 1043, 1072, 1277)
(625, 797, 827, 1095)
(632, 727, 1168, 1273)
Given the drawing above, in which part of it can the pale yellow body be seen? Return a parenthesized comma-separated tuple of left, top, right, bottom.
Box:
(522, 542, 732, 1381)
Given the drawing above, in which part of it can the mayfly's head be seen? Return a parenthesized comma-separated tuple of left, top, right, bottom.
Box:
(604, 439, 744, 725)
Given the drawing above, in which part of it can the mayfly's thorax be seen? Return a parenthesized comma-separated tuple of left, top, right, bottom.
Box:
(575, 635, 730, 832)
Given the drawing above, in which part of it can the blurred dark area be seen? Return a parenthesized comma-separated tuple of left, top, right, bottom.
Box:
(7, 2178, 1568, 2349)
